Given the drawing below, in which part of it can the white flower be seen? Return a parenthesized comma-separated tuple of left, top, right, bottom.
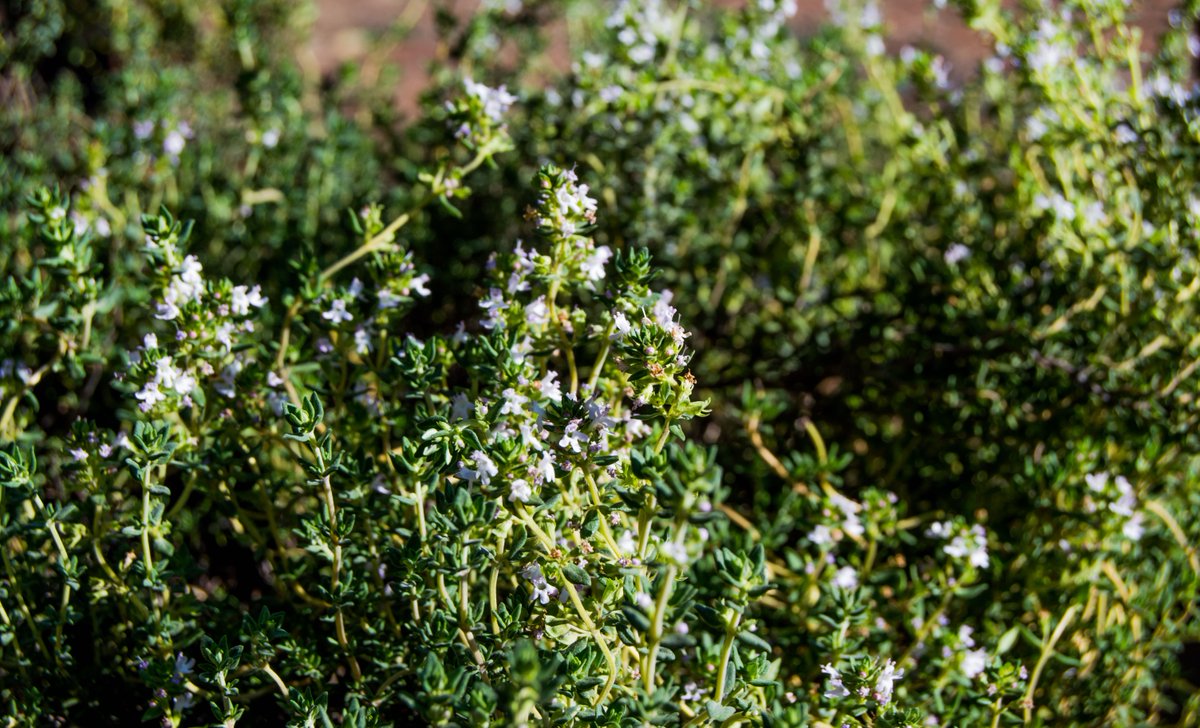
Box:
(163, 129, 186, 157)
(860, 1, 881, 27)
(828, 491, 859, 516)
(1085, 472, 1108, 492)
(521, 563, 558, 604)
(926, 521, 952, 539)
(931, 55, 951, 88)
(961, 649, 988, 680)
(459, 450, 499, 485)
(408, 273, 431, 297)
(558, 421, 587, 453)
(660, 540, 689, 565)
(944, 243, 970, 265)
(599, 85, 624, 103)
(354, 328, 373, 355)
(71, 212, 90, 236)
(958, 624, 976, 648)
(156, 255, 206, 320)
(629, 44, 655, 64)
(652, 295, 677, 328)
(586, 399, 616, 430)
(230, 285, 252, 315)
(1122, 511, 1145, 541)
(1110, 476, 1137, 517)
(322, 299, 353, 324)
(266, 390, 288, 416)
(479, 288, 508, 329)
(554, 178, 598, 220)
(617, 529, 637, 555)
(1025, 115, 1048, 141)
(508, 478, 533, 503)
(497, 390, 530, 420)
(681, 682, 705, 702)
(832, 566, 859, 590)
(808, 524, 834, 546)
(262, 128, 281, 148)
(377, 288, 402, 310)
(539, 371, 562, 403)
(169, 265, 201, 295)
(829, 492, 865, 538)
(1027, 21, 1069, 74)
(581, 245, 612, 283)
(214, 321, 235, 350)
(518, 421, 544, 451)
(464, 78, 518, 122)
(215, 361, 242, 398)
(230, 285, 266, 315)
(531, 581, 558, 605)
(70, 448, 88, 462)
(173, 371, 196, 396)
(1034, 192, 1076, 221)
(155, 301, 181, 320)
(873, 659, 904, 705)
(666, 322, 689, 349)
(154, 356, 181, 388)
(525, 296, 550, 327)
(821, 663, 850, 699)
(944, 525, 989, 569)
(536, 451, 557, 482)
(136, 381, 166, 410)
(864, 34, 886, 57)
(612, 311, 632, 340)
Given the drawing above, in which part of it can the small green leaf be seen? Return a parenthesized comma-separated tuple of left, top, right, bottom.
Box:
(562, 563, 592, 587)
(704, 700, 736, 721)
(737, 631, 772, 653)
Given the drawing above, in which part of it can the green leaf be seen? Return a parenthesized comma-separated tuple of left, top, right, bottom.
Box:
(562, 563, 592, 587)
(737, 631, 772, 653)
(622, 606, 651, 632)
(996, 626, 1020, 655)
(704, 700, 736, 721)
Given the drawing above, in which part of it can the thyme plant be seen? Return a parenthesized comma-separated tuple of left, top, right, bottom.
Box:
(3, 0, 1200, 726)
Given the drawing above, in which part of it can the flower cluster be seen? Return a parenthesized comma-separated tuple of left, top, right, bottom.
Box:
(448, 77, 518, 149)
(605, 0, 675, 66)
(926, 519, 990, 570)
(132, 211, 268, 412)
(1084, 471, 1145, 541)
(822, 657, 905, 707)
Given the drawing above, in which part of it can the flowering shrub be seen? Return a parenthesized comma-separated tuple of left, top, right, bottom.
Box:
(3, 0, 1200, 726)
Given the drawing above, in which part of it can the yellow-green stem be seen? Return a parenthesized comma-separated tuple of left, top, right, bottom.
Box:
(1022, 605, 1079, 724)
(261, 662, 290, 698)
(314, 446, 363, 683)
(713, 611, 742, 701)
(515, 506, 617, 704)
(643, 563, 677, 693)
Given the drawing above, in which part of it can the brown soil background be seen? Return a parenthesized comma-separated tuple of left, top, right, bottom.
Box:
(311, 0, 1184, 107)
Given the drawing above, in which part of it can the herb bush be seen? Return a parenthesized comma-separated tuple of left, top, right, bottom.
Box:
(2, 0, 1200, 726)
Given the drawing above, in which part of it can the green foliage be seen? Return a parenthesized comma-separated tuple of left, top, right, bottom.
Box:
(2, 0, 1200, 726)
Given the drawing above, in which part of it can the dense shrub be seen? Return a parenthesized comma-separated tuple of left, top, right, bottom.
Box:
(2, 0, 1199, 726)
